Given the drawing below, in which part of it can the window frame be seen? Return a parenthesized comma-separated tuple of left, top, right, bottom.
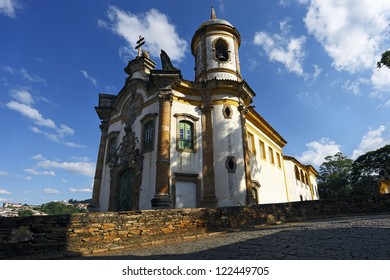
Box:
(259, 140, 266, 160)
(174, 113, 199, 153)
(106, 131, 119, 164)
(268, 146, 275, 165)
(276, 152, 282, 168)
(247, 132, 256, 155)
(140, 113, 158, 153)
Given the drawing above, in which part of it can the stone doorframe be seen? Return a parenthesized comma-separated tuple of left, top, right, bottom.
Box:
(108, 165, 141, 211)
(171, 173, 201, 208)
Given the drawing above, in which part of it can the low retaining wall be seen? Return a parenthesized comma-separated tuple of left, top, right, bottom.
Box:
(1, 195, 390, 259)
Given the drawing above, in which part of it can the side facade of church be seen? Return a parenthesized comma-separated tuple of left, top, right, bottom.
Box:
(90, 9, 319, 212)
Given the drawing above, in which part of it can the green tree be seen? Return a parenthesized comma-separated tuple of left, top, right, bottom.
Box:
(350, 144, 390, 195)
(40, 201, 80, 215)
(377, 50, 390, 69)
(18, 209, 34, 217)
(318, 152, 353, 198)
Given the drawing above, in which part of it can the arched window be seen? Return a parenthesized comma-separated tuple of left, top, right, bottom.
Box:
(251, 181, 261, 204)
(215, 38, 229, 62)
(179, 120, 194, 150)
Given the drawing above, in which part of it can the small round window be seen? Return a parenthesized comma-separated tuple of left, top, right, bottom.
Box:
(215, 39, 229, 62)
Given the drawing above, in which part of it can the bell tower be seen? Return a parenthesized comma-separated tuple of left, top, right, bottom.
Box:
(191, 7, 242, 82)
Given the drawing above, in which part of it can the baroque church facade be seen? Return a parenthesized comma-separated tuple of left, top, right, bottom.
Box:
(90, 9, 319, 212)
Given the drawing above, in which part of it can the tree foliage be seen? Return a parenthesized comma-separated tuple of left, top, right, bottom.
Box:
(318, 152, 353, 198)
(40, 201, 81, 215)
(18, 209, 34, 217)
(377, 50, 390, 69)
(350, 145, 390, 196)
(318, 145, 390, 198)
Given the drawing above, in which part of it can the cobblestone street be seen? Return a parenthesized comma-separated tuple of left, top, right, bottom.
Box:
(77, 214, 390, 260)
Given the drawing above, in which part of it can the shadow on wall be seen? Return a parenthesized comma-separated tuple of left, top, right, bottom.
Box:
(71, 216, 390, 260)
(1, 194, 390, 259)
(0, 214, 76, 259)
(75, 223, 390, 260)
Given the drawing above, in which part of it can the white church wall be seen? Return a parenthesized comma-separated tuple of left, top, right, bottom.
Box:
(170, 101, 203, 177)
(212, 104, 246, 206)
(246, 122, 288, 204)
(310, 172, 319, 200)
(283, 159, 301, 202)
(99, 120, 122, 212)
(138, 102, 159, 210)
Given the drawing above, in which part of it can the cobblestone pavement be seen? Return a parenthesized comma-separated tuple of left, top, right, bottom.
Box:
(78, 214, 390, 260)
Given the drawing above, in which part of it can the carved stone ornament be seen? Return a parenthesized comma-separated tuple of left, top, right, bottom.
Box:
(109, 124, 144, 173)
(122, 93, 143, 125)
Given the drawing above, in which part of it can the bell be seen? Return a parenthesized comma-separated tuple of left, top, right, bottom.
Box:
(218, 53, 226, 61)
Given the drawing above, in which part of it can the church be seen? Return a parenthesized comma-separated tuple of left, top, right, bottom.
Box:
(90, 8, 319, 212)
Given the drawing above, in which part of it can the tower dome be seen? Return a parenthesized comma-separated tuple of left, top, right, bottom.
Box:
(191, 7, 242, 82)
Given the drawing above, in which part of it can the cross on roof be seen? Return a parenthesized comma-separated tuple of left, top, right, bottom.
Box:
(135, 36, 145, 57)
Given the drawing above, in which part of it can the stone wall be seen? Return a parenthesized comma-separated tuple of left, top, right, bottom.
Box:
(1, 195, 390, 259)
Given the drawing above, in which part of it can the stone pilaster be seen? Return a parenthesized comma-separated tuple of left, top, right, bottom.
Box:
(89, 119, 109, 212)
(199, 101, 218, 208)
(151, 89, 173, 209)
(238, 103, 256, 205)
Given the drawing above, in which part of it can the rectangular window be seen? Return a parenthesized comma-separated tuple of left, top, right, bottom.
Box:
(276, 152, 282, 168)
(143, 121, 154, 152)
(179, 121, 194, 150)
(247, 132, 255, 154)
(259, 140, 266, 160)
(269, 147, 275, 165)
(107, 137, 117, 163)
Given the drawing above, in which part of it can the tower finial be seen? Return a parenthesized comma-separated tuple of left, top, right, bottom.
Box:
(211, 6, 217, 19)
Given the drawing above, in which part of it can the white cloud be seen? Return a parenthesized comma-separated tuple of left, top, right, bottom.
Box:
(342, 78, 370, 95)
(80, 70, 97, 86)
(312, 64, 322, 80)
(31, 126, 85, 148)
(31, 154, 45, 160)
(0, 189, 11, 195)
(0, 170, 8, 176)
(300, 0, 390, 73)
(69, 187, 92, 193)
(379, 99, 390, 108)
(253, 19, 307, 76)
(2, 65, 16, 74)
(20, 67, 46, 83)
(43, 188, 60, 195)
(351, 125, 390, 159)
(6, 101, 57, 129)
(33, 155, 95, 177)
(298, 138, 341, 167)
(371, 68, 390, 93)
(10, 89, 35, 105)
(6, 93, 83, 147)
(24, 168, 55, 176)
(0, 0, 21, 18)
(0, 197, 9, 202)
(100, 6, 188, 62)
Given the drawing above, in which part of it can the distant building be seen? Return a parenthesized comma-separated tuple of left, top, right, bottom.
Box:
(90, 8, 319, 212)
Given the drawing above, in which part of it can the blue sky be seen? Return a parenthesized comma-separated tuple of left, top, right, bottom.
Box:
(1, 0, 390, 205)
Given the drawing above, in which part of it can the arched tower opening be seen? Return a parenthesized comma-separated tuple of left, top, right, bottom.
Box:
(191, 7, 242, 82)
